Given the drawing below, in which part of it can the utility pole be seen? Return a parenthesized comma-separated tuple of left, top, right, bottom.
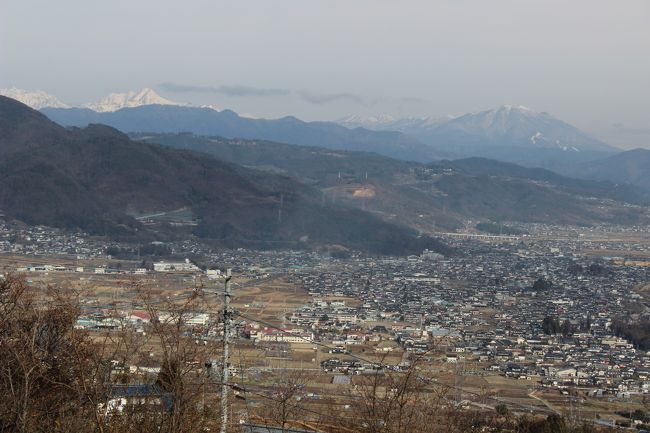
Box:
(220, 269, 232, 433)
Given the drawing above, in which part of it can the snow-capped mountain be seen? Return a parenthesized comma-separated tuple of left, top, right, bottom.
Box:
(340, 106, 614, 154)
(0, 87, 212, 112)
(337, 105, 617, 166)
(0, 87, 69, 109)
(433, 105, 614, 152)
(84, 88, 181, 112)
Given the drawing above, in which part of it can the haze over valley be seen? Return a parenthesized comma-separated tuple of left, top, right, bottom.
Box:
(2, 2, 650, 432)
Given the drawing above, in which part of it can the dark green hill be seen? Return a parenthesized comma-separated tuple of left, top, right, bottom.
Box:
(434, 157, 648, 205)
(132, 133, 414, 183)
(0, 96, 450, 255)
(134, 133, 650, 229)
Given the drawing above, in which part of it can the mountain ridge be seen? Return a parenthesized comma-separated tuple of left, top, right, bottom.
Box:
(5, 86, 619, 165)
(41, 104, 438, 162)
(0, 95, 449, 255)
(136, 132, 650, 230)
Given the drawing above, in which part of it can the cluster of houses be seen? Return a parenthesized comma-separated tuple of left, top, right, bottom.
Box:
(7, 215, 650, 403)
(278, 230, 650, 396)
(0, 220, 107, 257)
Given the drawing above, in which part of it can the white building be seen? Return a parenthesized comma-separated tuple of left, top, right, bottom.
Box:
(153, 259, 200, 273)
(206, 269, 222, 280)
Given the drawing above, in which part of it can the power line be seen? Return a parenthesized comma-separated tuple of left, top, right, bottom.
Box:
(194, 374, 358, 429)
(220, 268, 232, 433)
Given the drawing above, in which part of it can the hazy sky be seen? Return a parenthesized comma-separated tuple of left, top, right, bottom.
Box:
(2, 0, 649, 148)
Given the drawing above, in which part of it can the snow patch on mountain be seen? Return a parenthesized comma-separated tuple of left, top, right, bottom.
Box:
(338, 114, 453, 131)
(339, 114, 397, 126)
(200, 104, 222, 112)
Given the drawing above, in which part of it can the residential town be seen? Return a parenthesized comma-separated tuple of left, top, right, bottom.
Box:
(3, 217, 650, 427)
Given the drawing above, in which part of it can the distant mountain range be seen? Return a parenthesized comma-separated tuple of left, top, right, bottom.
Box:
(0, 95, 449, 255)
(3, 87, 624, 166)
(41, 104, 436, 162)
(4, 89, 424, 161)
(42, 103, 617, 166)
